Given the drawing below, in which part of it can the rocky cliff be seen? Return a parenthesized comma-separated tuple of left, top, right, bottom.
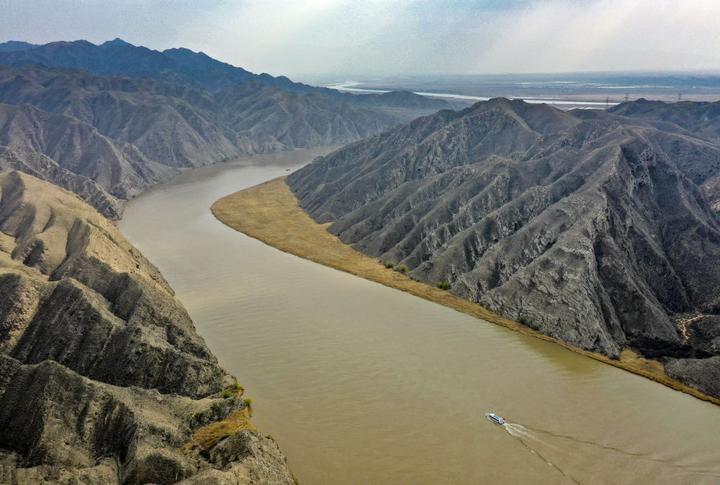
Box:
(289, 98, 720, 399)
(0, 171, 294, 483)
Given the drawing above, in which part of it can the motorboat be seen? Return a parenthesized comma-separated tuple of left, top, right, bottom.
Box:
(485, 412, 506, 425)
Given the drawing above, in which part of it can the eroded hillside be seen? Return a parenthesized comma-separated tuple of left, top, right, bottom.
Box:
(0, 171, 294, 483)
(289, 98, 720, 398)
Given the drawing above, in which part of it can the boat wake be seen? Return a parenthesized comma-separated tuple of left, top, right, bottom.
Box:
(501, 420, 720, 483)
(502, 423, 578, 484)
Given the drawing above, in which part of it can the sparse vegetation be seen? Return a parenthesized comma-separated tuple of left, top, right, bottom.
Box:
(436, 280, 451, 290)
(181, 408, 256, 451)
(394, 263, 409, 274)
(211, 178, 720, 406)
(222, 379, 244, 399)
(382, 260, 395, 269)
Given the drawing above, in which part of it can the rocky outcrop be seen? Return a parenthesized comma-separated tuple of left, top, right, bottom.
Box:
(289, 98, 720, 398)
(0, 171, 294, 483)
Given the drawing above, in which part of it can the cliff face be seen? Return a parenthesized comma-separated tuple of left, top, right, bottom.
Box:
(0, 171, 294, 484)
(289, 98, 720, 398)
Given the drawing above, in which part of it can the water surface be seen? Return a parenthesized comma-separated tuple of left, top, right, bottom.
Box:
(120, 148, 720, 484)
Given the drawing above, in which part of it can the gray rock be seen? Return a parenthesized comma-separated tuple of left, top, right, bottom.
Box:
(0, 61, 448, 218)
(0, 172, 294, 483)
(289, 98, 720, 397)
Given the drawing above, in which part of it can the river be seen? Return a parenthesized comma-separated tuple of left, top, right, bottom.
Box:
(119, 148, 720, 484)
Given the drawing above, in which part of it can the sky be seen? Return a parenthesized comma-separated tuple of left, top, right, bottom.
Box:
(1, 0, 719, 78)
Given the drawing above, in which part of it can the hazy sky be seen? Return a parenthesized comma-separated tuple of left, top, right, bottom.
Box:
(1, 0, 719, 78)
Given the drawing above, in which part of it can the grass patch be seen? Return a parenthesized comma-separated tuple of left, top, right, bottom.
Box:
(221, 380, 244, 399)
(436, 280, 451, 290)
(181, 408, 256, 451)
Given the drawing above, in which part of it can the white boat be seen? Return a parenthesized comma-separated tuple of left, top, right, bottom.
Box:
(485, 412, 506, 425)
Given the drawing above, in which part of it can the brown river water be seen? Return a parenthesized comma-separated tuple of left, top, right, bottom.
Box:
(119, 148, 720, 484)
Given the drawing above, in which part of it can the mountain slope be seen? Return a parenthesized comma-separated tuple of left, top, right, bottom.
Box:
(289, 98, 720, 398)
(0, 102, 174, 218)
(0, 64, 402, 217)
(0, 39, 454, 217)
(0, 171, 293, 483)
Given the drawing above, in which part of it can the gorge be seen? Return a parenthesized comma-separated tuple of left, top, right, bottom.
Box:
(1, 32, 720, 485)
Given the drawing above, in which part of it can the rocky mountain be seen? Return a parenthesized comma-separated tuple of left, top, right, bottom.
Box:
(0, 41, 37, 53)
(0, 38, 291, 93)
(289, 98, 720, 398)
(609, 98, 720, 141)
(0, 38, 453, 109)
(0, 40, 456, 219)
(0, 64, 407, 217)
(0, 100, 174, 219)
(0, 170, 294, 483)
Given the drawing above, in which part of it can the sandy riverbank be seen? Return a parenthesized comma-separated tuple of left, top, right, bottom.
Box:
(211, 176, 720, 406)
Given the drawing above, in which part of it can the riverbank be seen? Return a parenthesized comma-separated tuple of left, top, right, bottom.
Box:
(212, 176, 720, 407)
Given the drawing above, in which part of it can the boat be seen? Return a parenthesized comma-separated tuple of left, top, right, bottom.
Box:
(485, 412, 506, 425)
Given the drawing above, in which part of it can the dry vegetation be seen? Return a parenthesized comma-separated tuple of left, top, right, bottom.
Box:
(211, 176, 720, 406)
(182, 408, 256, 451)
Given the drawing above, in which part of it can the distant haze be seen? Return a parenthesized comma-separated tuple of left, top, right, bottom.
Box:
(2, 0, 719, 78)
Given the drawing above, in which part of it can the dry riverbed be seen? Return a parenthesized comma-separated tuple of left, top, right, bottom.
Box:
(211, 176, 720, 406)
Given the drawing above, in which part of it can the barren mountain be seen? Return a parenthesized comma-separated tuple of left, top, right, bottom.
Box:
(0, 38, 452, 110)
(289, 98, 720, 398)
(0, 64, 405, 217)
(0, 171, 293, 483)
(0, 101, 173, 218)
(0, 40, 454, 218)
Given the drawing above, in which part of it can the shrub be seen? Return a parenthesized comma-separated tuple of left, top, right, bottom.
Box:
(518, 315, 529, 325)
(222, 380, 244, 399)
(394, 263, 409, 274)
(383, 260, 395, 269)
(436, 280, 451, 290)
(243, 397, 253, 408)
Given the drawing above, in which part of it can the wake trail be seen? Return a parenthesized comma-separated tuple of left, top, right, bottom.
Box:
(502, 422, 579, 484)
(506, 421, 720, 480)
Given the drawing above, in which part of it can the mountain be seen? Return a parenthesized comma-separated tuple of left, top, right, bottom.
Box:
(0, 38, 453, 111)
(608, 97, 720, 143)
(0, 171, 293, 483)
(289, 98, 720, 398)
(0, 64, 402, 217)
(0, 38, 274, 92)
(0, 41, 37, 52)
(0, 100, 174, 218)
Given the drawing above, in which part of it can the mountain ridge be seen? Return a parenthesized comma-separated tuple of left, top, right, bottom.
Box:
(0, 38, 454, 110)
(289, 98, 720, 398)
(0, 63, 413, 217)
(0, 171, 294, 483)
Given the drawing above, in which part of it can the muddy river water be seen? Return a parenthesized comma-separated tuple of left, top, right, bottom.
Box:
(120, 148, 720, 484)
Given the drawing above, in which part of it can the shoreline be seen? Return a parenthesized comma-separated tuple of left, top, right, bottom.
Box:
(211, 176, 720, 407)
